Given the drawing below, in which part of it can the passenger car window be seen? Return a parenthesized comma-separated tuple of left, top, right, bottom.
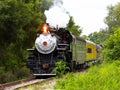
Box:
(87, 48, 92, 53)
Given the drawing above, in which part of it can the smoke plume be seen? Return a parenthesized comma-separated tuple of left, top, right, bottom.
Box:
(44, 0, 69, 28)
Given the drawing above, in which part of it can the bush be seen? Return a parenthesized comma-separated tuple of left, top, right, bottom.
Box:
(0, 66, 30, 84)
(0, 67, 17, 83)
(52, 60, 70, 76)
(15, 66, 30, 79)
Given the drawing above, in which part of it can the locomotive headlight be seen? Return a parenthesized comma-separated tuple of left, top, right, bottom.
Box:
(41, 24, 49, 34)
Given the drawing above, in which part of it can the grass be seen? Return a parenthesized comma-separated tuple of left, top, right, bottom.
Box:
(54, 61, 120, 90)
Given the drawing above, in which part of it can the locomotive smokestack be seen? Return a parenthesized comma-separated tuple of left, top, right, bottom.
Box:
(44, 0, 69, 28)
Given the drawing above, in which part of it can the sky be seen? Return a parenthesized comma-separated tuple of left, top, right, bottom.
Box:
(62, 0, 120, 35)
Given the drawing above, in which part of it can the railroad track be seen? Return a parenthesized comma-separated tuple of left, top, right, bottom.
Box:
(0, 76, 54, 90)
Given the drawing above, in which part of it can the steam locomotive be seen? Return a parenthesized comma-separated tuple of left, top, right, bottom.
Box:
(27, 23, 73, 76)
(27, 23, 102, 76)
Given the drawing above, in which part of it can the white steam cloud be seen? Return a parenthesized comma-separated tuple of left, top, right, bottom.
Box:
(44, 0, 69, 28)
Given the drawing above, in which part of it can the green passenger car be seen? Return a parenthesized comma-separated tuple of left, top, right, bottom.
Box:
(72, 36, 86, 66)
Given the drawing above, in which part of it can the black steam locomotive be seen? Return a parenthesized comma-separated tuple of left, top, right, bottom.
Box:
(27, 23, 73, 76)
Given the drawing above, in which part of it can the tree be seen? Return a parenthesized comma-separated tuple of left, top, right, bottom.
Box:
(81, 35, 88, 40)
(66, 16, 82, 36)
(0, 0, 52, 83)
(103, 2, 120, 61)
(88, 29, 109, 44)
(105, 3, 120, 34)
(40, 0, 54, 12)
(104, 28, 120, 61)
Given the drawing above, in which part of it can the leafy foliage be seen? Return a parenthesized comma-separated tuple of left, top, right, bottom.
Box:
(103, 3, 120, 61)
(104, 28, 120, 61)
(52, 60, 70, 76)
(105, 3, 120, 34)
(40, 0, 54, 12)
(88, 29, 109, 44)
(67, 16, 82, 36)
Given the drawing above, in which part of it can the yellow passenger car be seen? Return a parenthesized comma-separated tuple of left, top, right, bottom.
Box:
(86, 40, 97, 61)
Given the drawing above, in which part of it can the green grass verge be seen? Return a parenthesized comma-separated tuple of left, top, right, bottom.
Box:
(54, 61, 120, 90)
